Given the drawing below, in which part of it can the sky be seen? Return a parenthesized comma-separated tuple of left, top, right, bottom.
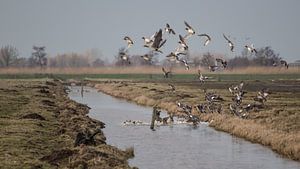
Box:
(0, 0, 299, 62)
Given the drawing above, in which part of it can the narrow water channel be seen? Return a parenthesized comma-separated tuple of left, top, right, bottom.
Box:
(69, 87, 300, 169)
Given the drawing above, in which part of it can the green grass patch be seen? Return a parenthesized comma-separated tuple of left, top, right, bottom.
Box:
(0, 73, 299, 81)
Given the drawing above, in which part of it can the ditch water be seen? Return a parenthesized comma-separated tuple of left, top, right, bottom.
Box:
(68, 86, 300, 169)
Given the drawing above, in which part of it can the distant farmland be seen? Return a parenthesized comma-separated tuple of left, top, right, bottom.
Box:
(0, 67, 299, 81)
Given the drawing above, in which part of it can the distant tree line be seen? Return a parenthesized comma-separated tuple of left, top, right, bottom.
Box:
(189, 46, 283, 69)
(0, 45, 107, 68)
(0, 45, 291, 68)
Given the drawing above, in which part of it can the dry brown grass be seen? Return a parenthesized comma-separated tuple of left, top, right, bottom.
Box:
(0, 80, 135, 168)
(0, 66, 299, 74)
(93, 80, 300, 161)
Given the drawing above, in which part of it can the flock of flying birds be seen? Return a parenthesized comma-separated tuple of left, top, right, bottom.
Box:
(119, 21, 278, 125)
(120, 21, 289, 77)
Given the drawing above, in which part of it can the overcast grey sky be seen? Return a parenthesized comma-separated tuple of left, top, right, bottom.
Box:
(0, 0, 299, 62)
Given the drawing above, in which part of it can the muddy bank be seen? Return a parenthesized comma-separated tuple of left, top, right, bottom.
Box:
(0, 80, 135, 169)
(93, 80, 300, 161)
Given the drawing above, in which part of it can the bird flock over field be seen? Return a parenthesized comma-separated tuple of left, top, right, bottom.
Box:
(120, 21, 290, 77)
(119, 21, 279, 126)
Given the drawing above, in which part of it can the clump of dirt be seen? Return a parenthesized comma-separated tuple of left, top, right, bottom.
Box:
(22, 113, 46, 121)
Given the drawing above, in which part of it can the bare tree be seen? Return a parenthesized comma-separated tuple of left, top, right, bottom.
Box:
(227, 46, 281, 68)
(253, 46, 280, 66)
(200, 52, 215, 67)
(228, 56, 250, 68)
(92, 58, 105, 67)
(0, 45, 19, 67)
(31, 46, 47, 68)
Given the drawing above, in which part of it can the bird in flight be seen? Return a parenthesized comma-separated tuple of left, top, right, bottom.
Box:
(216, 58, 227, 69)
(165, 23, 176, 35)
(124, 36, 134, 49)
(245, 44, 257, 54)
(180, 59, 190, 70)
(184, 21, 195, 39)
(223, 34, 234, 52)
(142, 32, 156, 48)
(162, 67, 171, 78)
(198, 34, 211, 46)
(280, 60, 289, 69)
(178, 34, 189, 50)
(151, 29, 167, 53)
(140, 54, 153, 62)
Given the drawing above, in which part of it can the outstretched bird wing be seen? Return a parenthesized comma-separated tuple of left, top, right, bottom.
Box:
(184, 21, 193, 29)
(152, 29, 163, 48)
(223, 33, 231, 42)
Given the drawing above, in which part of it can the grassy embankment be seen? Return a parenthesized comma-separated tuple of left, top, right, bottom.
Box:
(0, 80, 135, 169)
(92, 79, 300, 161)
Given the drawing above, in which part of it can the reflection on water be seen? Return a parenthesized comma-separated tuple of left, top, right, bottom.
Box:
(69, 87, 300, 169)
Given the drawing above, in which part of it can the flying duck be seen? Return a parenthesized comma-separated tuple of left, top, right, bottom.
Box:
(178, 34, 189, 50)
(280, 60, 289, 69)
(184, 21, 196, 39)
(162, 67, 171, 78)
(124, 36, 134, 49)
(119, 51, 131, 64)
(233, 81, 244, 91)
(166, 52, 180, 62)
(258, 88, 270, 98)
(174, 46, 188, 56)
(209, 65, 219, 72)
(198, 34, 211, 46)
(197, 69, 209, 83)
(180, 59, 190, 70)
(223, 33, 234, 52)
(254, 89, 270, 104)
(216, 58, 227, 68)
(254, 95, 266, 104)
(232, 93, 243, 105)
(140, 54, 152, 62)
(151, 29, 167, 53)
(245, 44, 257, 54)
(168, 84, 175, 92)
(142, 32, 155, 47)
(165, 23, 176, 35)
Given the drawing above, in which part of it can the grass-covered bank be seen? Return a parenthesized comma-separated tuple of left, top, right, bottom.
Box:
(0, 80, 135, 169)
